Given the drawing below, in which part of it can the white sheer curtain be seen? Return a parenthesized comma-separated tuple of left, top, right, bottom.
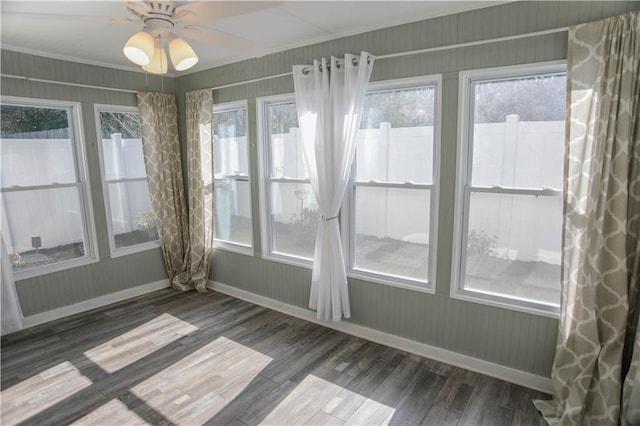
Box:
(2, 234, 23, 335)
(292, 51, 374, 321)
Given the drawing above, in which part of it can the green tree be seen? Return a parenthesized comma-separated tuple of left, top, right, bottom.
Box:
(474, 74, 566, 123)
(361, 87, 435, 129)
(99, 111, 140, 139)
(269, 102, 298, 134)
(1, 105, 68, 136)
(214, 109, 247, 138)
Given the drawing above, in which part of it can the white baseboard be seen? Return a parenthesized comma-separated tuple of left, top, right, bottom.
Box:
(22, 280, 170, 329)
(208, 280, 553, 394)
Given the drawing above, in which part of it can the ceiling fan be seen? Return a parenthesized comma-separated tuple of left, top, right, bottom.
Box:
(122, 1, 277, 73)
(8, 1, 278, 74)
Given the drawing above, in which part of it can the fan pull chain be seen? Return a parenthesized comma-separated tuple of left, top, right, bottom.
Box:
(160, 39, 165, 93)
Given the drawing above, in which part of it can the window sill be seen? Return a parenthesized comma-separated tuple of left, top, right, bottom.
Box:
(13, 256, 100, 281)
(451, 288, 560, 318)
(347, 270, 434, 294)
(261, 252, 313, 270)
(110, 240, 161, 258)
(213, 242, 254, 257)
(255, 254, 435, 295)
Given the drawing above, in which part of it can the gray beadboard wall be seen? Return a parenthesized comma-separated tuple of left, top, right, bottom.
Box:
(1, 51, 171, 316)
(175, 1, 640, 377)
(1, 0, 637, 375)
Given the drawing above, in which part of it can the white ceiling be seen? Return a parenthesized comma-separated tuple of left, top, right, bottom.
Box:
(1, 1, 505, 75)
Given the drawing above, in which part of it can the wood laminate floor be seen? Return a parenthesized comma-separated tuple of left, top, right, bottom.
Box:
(1, 289, 550, 425)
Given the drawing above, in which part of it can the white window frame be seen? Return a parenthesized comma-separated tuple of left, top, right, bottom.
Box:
(451, 61, 566, 317)
(212, 100, 253, 256)
(343, 76, 441, 293)
(94, 104, 160, 258)
(1, 96, 99, 279)
(257, 93, 313, 268)
(258, 78, 441, 293)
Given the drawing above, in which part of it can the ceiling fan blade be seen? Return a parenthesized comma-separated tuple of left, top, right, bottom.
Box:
(125, 1, 153, 18)
(110, 17, 141, 25)
(2, 12, 139, 24)
(175, 1, 281, 24)
(178, 26, 268, 57)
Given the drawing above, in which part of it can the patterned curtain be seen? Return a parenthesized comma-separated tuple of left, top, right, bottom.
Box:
(137, 92, 196, 291)
(534, 11, 639, 425)
(185, 89, 214, 292)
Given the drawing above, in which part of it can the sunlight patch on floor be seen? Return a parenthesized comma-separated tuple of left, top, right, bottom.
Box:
(130, 336, 272, 424)
(263, 374, 396, 425)
(0, 361, 92, 425)
(83, 313, 198, 373)
(72, 398, 149, 425)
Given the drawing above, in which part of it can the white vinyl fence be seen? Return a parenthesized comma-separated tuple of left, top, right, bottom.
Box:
(259, 117, 563, 265)
(1, 138, 84, 253)
(101, 135, 151, 236)
(2, 117, 564, 265)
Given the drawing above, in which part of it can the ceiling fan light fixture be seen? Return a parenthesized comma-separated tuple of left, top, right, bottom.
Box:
(169, 37, 199, 71)
(142, 41, 168, 74)
(123, 31, 154, 66)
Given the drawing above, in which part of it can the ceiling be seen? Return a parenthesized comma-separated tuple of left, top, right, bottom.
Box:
(1, 1, 505, 76)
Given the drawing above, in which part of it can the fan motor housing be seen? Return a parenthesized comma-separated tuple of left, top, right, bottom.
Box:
(139, 2, 178, 36)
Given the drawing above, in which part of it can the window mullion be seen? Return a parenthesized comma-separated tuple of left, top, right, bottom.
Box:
(269, 177, 311, 184)
(215, 174, 249, 180)
(469, 186, 562, 197)
(104, 177, 148, 185)
(0, 182, 80, 193)
(353, 181, 432, 190)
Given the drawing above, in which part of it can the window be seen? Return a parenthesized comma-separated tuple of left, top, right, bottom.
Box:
(258, 95, 318, 265)
(213, 101, 252, 253)
(1, 98, 97, 278)
(453, 62, 566, 315)
(345, 78, 440, 290)
(95, 105, 158, 256)
(258, 80, 440, 288)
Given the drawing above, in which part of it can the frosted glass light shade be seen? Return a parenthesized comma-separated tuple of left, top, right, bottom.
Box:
(123, 31, 154, 66)
(169, 37, 198, 71)
(142, 44, 168, 74)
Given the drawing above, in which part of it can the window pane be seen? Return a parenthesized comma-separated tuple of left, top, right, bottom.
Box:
(99, 110, 140, 138)
(98, 109, 158, 252)
(471, 74, 566, 189)
(215, 179, 252, 246)
(357, 86, 435, 184)
(353, 186, 430, 281)
(270, 182, 318, 259)
(106, 181, 158, 248)
(267, 102, 306, 179)
(214, 109, 249, 176)
(1, 187, 86, 271)
(355, 126, 434, 184)
(463, 192, 561, 305)
(1, 105, 77, 187)
(101, 135, 146, 180)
